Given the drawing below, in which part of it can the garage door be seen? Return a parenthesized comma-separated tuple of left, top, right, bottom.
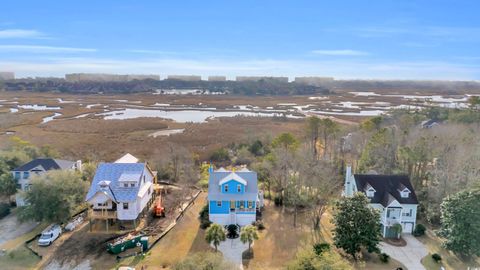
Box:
(403, 222, 413, 233)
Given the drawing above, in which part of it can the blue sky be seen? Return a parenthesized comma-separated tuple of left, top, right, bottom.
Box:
(1, 0, 480, 80)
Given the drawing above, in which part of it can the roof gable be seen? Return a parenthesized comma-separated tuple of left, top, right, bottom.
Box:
(219, 172, 247, 186)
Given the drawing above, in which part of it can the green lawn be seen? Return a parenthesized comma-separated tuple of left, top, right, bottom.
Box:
(422, 253, 446, 270)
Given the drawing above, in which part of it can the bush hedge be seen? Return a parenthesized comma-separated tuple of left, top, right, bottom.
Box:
(413, 223, 426, 236)
(0, 203, 10, 219)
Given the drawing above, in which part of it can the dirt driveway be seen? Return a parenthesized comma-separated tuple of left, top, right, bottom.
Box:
(380, 234, 428, 270)
(0, 212, 38, 247)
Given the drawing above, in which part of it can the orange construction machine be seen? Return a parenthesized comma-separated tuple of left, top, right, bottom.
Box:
(153, 195, 165, 217)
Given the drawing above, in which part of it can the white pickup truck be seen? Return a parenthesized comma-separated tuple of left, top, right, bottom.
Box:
(38, 224, 62, 246)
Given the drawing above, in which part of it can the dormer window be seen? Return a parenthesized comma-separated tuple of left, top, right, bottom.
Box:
(123, 183, 128, 187)
(237, 184, 241, 192)
(130, 183, 135, 187)
(365, 184, 376, 198)
(400, 189, 410, 198)
(224, 185, 228, 192)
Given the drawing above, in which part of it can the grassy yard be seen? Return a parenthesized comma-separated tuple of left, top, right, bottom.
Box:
(0, 245, 41, 270)
(244, 201, 312, 270)
(418, 229, 480, 270)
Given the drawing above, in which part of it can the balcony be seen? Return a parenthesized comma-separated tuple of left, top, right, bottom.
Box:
(89, 209, 117, 219)
(235, 208, 256, 213)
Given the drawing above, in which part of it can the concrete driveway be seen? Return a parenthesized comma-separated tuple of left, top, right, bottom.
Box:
(215, 238, 248, 270)
(380, 234, 428, 270)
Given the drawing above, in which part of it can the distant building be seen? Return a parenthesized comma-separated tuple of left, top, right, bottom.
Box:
(167, 75, 202, 81)
(0, 72, 15, 80)
(12, 158, 82, 206)
(65, 73, 159, 82)
(236, 76, 289, 83)
(420, 119, 440, 129)
(208, 76, 227, 81)
(294, 76, 334, 86)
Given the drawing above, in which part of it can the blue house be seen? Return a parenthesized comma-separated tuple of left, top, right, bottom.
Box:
(208, 167, 263, 226)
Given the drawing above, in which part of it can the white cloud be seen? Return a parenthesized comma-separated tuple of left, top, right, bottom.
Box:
(0, 45, 97, 53)
(0, 29, 46, 39)
(1, 57, 478, 80)
(311, 49, 369, 56)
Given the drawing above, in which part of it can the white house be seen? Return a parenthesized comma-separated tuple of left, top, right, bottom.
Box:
(85, 154, 156, 229)
(11, 158, 81, 206)
(344, 166, 419, 237)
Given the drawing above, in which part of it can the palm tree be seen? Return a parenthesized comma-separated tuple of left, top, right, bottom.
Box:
(205, 223, 226, 252)
(240, 225, 259, 251)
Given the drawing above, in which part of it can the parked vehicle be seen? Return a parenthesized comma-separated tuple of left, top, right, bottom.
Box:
(153, 195, 165, 217)
(107, 233, 148, 254)
(65, 214, 84, 231)
(38, 224, 62, 246)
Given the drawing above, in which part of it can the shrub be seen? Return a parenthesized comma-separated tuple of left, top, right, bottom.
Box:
(378, 252, 390, 263)
(432, 253, 442, 263)
(210, 148, 230, 163)
(413, 224, 426, 237)
(252, 220, 265, 230)
(0, 203, 11, 219)
(274, 195, 283, 206)
(226, 224, 239, 239)
(313, 242, 330, 255)
(198, 204, 211, 229)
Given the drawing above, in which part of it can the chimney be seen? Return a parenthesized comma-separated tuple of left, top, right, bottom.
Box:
(208, 164, 214, 174)
(75, 160, 82, 172)
(344, 165, 354, 197)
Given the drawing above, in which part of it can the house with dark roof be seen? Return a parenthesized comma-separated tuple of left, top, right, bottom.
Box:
(11, 158, 81, 206)
(208, 167, 263, 226)
(85, 154, 156, 229)
(344, 166, 419, 238)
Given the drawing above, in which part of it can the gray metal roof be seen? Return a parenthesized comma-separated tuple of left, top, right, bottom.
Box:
(85, 163, 147, 203)
(208, 171, 258, 201)
(13, 158, 75, 171)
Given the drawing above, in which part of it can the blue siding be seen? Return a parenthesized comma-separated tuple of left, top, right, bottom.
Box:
(221, 180, 245, 194)
(209, 200, 229, 214)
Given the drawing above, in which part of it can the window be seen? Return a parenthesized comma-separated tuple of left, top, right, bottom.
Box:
(123, 183, 128, 187)
(25, 184, 32, 191)
(400, 190, 410, 198)
(23, 171, 30, 179)
(402, 209, 413, 217)
(130, 183, 135, 187)
(248, 201, 253, 208)
(224, 185, 228, 192)
(97, 202, 107, 207)
(216, 201, 222, 207)
(237, 184, 241, 192)
(14, 172, 21, 180)
(239, 201, 244, 208)
(366, 189, 375, 198)
(148, 187, 151, 195)
(123, 203, 129, 210)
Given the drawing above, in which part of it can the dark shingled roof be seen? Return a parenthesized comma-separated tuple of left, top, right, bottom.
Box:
(13, 158, 75, 172)
(353, 174, 419, 207)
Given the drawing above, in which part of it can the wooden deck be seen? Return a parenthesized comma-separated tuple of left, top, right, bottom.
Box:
(89, 209, 117, 220)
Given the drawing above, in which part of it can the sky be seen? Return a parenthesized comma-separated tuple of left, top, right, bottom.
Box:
(1, 0, 480, 80)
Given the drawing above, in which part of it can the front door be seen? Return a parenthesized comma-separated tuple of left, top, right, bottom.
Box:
(230, 201, 235, 211)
